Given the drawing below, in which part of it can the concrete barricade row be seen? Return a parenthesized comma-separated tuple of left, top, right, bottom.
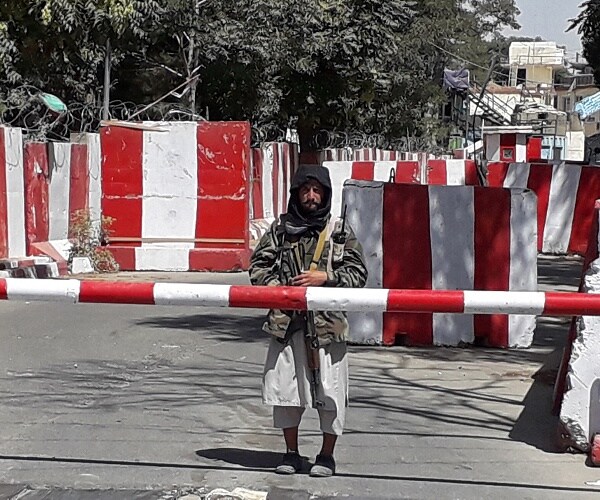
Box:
(553, 200, 600, 454)
(488, 162, 600, 255)
(343, 180, 538, 347)
(101, 121, 251, 271)
(250, 142, 298, 220)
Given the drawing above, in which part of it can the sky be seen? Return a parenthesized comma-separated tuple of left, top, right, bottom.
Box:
(504, 0, 585, 56)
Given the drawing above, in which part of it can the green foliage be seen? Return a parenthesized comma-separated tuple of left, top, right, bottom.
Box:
(0, 0, 160, 104)
(570, 0, 600, 86)
(2, 0, 520, 150)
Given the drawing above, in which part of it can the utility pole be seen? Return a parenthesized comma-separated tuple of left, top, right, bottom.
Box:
(102, 38, 111, 121)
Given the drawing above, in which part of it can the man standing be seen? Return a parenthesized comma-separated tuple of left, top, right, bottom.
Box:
(249, 165, 367, 477)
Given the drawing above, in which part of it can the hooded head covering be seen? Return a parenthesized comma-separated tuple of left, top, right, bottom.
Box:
(281, 164, 332, 235)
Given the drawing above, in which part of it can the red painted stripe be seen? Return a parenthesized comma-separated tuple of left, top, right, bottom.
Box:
(0, 278, 6, 299)
(195, 122, 250, 249)
(272, 143, 280, 217)
(473, 187, 511, 347)
(486, 162, 510, 187)
(80, 281, 155, 304)
(568, 166, 600, 254)
(0, 128, 8, 258)
(464, 160, 479, 186)
(351, 162, 375, 181)
(383, 184, 433, 345)
(100, 126, 143, 247)
(104, 246, 136, 271)
(386, 290, 464, 312)
(527, 164, 553, 252)
(394, 161, 420, 184)
(229, 285, 307, 309)
(68, 143, 90, 224)
(251, 148, 264, 219)
(23, 143, 49, 254)
(544, 292, 600, 316)
(582, 202, 600, 271)
(426, 160, 449, 185)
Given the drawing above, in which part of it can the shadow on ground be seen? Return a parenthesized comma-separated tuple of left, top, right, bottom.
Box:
(196, 448, 281, 469)
(135, 312, 267, 343)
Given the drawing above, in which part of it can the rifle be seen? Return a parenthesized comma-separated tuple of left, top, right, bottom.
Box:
(291, 243, 324, 409)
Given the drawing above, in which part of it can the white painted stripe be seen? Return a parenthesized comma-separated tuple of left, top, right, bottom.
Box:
(7, 278, 81, 303)
(5, 127, 26, 257)
(307, 287, 388, 312)
(135, 247, 191, 271)
(277, 142, 286, 216)
(48, 143, 72, 240)
(373, 162, 397, 182)
(503, 163, 530, 188)
(323, 161, 354, 218)
(87, 133, 102, 235)
(342, 180, 385, 343)
(508, 189, 538, 346)
(429, 186, 475, 345)
(542, 163, 581, 254)
(262, 145, 275, 219)
(445, 160, 466, 185)
(140, 122, 198, 271)
(464, 291, 545, 315)
(154, 283, 231, 306)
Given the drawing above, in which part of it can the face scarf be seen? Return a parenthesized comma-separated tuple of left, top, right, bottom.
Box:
(281, 164, 332, 236)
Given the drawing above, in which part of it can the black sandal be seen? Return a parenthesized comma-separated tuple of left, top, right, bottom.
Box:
(275, 451, 304, 474)
(310, 453, 336, 477)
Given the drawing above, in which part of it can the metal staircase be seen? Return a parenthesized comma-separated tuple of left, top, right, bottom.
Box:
(468, 82, 513, 126)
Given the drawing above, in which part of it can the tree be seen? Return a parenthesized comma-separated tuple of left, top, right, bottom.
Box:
(2, 0, 521, 149)
(0, 1, 160, 124)
(570, 0, 600, 86)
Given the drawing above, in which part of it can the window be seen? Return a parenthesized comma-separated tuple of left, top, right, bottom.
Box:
(517, 68, 527, 85)
(502, 148, 514, 160)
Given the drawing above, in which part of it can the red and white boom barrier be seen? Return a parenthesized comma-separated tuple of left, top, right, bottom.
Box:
(1, 278, 600, 316)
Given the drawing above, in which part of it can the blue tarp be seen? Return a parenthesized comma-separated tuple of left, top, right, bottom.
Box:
(575, 91, 600, 120)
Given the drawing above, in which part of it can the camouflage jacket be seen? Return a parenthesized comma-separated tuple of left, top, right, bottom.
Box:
(249, 216, 368, 344)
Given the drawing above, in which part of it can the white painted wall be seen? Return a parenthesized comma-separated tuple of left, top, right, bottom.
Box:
(429, 186, 475, 345)
(138, 121, 198, 271)
(48, 143, 72, 241)
(508, 189, 538, 347)
(342, 180, 384, 344)
(561, 254, 600, 452)
(542, 163, 581, 254)
(4, 127, 26, 257)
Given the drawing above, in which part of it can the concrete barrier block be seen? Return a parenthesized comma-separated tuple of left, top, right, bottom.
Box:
(559, 258, 600, 452)
(34, 262, 60, 279)
(70, 256, 94, 274)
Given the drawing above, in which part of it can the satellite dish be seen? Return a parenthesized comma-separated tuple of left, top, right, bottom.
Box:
(38, 92, 68, 114)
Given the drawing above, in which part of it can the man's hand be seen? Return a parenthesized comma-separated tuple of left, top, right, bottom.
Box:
(290, 270, 327, 287)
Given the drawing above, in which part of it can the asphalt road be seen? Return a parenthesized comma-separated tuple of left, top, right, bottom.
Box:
(0, 257, 599, 499)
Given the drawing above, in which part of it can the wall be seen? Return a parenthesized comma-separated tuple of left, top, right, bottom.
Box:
(555, 201, 600, 452)
(0, 127, 26, 259)
(488, 161, 600, 254)
(250, 142, 298, 220)
(323, 159, 478, 218)
(343, 181, 538, 347)
(101, 121, 251, 271)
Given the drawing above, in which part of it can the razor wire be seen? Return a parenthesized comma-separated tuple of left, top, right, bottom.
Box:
(311, 129, 438, 154)
(0, 84, 208, 141)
